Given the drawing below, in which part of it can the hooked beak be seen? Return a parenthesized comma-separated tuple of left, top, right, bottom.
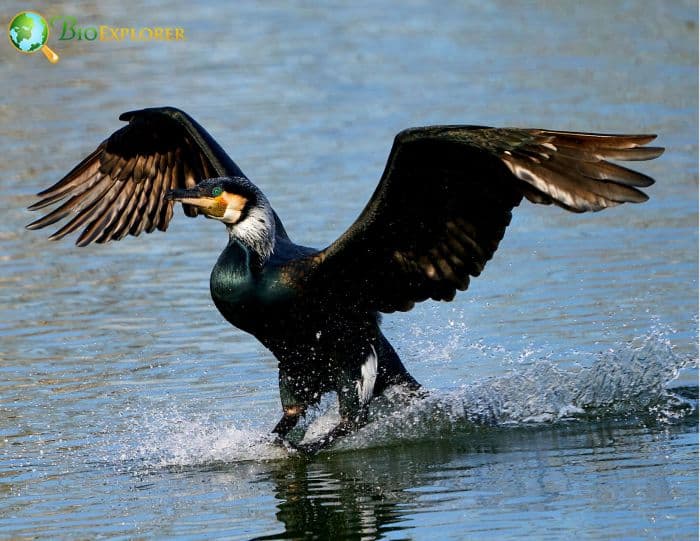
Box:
(165, 187, 212, 208)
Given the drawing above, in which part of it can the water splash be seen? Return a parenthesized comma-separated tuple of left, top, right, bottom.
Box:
(119, 332, 697, 466)
(338, 333, 697, 450)
(121, 413, 288, 469)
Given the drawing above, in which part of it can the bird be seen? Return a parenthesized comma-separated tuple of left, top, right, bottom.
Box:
(26, 106, 664, 453)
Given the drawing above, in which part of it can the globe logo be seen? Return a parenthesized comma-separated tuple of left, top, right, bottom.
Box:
(8, 11, 59, 63)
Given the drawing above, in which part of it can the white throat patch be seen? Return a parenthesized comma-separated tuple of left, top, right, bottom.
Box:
(229, 197, 276, 262)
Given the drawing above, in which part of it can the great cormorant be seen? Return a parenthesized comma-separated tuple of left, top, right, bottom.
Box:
(27, 107, 663, 453)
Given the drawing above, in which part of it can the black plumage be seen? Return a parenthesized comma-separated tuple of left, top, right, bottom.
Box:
(27, 107, 663, 452)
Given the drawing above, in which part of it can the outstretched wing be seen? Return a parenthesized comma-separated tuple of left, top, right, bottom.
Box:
(26, 107, 245, 246)
(305, 126, 663, 313)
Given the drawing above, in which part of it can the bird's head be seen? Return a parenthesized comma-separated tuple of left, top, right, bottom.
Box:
(166, 176, 276, 260)
(166, 177, 254, 225)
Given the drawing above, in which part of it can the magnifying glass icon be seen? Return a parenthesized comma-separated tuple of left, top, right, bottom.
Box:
(8, 11, 59, 64)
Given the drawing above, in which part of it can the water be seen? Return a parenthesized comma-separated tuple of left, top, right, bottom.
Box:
(1, 1, 697, 539)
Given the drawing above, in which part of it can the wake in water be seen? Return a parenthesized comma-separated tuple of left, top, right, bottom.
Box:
(334, 335, 697, 450)
(121, 332, 697, 467)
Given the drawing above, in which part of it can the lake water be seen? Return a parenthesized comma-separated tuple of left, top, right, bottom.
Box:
(1, 1, 697, 539)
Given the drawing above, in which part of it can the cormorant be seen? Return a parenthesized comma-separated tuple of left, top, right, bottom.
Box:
(27, 107, 663, 453)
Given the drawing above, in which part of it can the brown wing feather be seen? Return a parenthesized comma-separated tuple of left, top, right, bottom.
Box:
(27, 107, 245, 246)
(303, 126, 663, 313)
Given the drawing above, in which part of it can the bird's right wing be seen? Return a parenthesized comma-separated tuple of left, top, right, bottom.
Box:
(27, 107, 245, 246)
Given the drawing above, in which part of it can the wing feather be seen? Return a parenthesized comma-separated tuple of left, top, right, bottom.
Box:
(75, 178, 132, 246)
(93, 181, 134, 243)
(147, 166, 169, 233)
(32, 175, 114, 231)
(46, 179, 115, 240)
(114, 178, 147, 240)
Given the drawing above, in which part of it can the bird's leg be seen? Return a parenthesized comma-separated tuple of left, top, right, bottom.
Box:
(295, 345, 378, 455)
(273, 366, 315, 449)
(272, 405, 305, 441)
(293, 418, 359, 455)
(293, 389, 370, 455)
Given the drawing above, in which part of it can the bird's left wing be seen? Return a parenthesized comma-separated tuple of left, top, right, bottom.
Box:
(27, 107, 245, 246)
(300, 125, 663, 313)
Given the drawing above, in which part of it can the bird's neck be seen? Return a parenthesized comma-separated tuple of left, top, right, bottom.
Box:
(226, 201, 277, 269)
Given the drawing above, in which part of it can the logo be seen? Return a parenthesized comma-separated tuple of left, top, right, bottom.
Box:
(52, 16, 185, 42)
(8, 11, 59, 63)
(7, 12, 186, 63)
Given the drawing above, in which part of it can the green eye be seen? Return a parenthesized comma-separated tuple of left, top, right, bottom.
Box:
(211, 187, 223, 197)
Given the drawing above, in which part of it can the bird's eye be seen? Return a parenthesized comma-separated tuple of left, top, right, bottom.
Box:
(212, 187, 223, 197)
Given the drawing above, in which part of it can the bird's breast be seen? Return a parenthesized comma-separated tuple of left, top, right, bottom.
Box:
(210, 243, 298, 337)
